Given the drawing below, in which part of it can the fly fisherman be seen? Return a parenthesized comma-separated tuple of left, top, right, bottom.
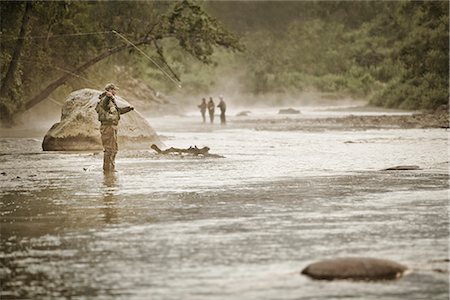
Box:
(95, 83, 134, 173)
(217, 96, 227, 125)
(207, 97, 215, 124)
(198, 98, 207, 123)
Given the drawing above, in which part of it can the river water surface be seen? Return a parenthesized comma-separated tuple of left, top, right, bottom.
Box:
(1, 107, 448, 299)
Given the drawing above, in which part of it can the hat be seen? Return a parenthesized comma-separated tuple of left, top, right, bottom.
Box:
(104, 83, 119, 91)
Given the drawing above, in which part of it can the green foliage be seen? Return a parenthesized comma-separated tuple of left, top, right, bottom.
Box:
(0, 0, 241, 124)
(369, 1, 449, 109)
(164, 0, 243, 64)
(204, 1, 448, 110)
(1, 0, 448, 124)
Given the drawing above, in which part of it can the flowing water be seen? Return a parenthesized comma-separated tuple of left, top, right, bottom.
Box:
(1, 106, 449, 299)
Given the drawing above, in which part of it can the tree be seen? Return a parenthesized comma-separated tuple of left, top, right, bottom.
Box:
(0, 2, 32, 123)
(0, 0, 242, 125)
(370, 1, 449, 109)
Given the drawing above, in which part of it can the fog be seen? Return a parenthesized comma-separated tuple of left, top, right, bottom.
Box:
(1, 1, 448, 299)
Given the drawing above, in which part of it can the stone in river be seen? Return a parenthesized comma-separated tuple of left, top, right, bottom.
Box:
(383, 165, 420, 171)
(301, 257, 409, 281)
(278, 108, 301, 114)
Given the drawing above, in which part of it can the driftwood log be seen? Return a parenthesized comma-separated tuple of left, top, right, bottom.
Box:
(151, 144, 210, 156)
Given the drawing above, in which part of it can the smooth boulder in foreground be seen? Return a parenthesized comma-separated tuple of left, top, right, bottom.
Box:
(42, 89, 164, 151)
(301, 257, 409, 281)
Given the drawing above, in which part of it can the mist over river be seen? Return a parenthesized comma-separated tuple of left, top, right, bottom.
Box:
(1, 106, 448, 299)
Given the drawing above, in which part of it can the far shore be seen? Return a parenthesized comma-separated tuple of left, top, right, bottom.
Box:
(1, 105, 448, 138)
(235, 105, 449, 131)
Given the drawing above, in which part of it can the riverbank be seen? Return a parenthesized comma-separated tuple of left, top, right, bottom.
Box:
(234, 106, 449, 131)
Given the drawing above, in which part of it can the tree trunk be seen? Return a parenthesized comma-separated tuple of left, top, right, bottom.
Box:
(0, 2, 32, 98)
(24, 40, 148, 110)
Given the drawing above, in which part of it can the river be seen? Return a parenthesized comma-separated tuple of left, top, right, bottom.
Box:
(1, 106, 448, 299)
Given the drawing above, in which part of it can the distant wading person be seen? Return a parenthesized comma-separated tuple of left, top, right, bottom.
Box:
(198, 98, 207, 123)
(95, 83, 134, 173)
(217, 96, 226, 125)
(207, 97, 215, 124)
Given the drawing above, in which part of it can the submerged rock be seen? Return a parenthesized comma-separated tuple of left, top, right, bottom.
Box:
(236, 110, 251, 117)
(42, 89, 164, 151)
(383, 165, 421, 171)
(278, 108, 300, 114)
(301, 257, 408, 281)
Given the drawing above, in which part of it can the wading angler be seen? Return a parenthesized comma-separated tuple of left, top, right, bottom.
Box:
(95, 83, 133, 173)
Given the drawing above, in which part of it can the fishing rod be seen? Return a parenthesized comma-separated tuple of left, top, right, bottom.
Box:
(112, 30, 182, 89)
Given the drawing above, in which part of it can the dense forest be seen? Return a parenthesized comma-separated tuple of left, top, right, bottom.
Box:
(204, 1, 449, 109)
(1, 1, 448, 125)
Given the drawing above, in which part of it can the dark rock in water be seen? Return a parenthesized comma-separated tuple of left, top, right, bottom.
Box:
(301, 257, 408, 281)
(42, 89, 164, 151)
(383, 165, 421, 171)
(278, 108, 300, 114)
(432, 268, 448, 274)
(236, 110, 251, 117)
(430, 258, 450, 263)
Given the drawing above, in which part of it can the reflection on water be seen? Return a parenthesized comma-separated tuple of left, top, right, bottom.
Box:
(102, 173, 118, 224)
(0, 112, 448, 299)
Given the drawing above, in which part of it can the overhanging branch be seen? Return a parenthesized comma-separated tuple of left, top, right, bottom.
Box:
(24, 40, 150, 111)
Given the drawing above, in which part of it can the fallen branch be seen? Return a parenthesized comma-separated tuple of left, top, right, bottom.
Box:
(151, 144, 210, 156)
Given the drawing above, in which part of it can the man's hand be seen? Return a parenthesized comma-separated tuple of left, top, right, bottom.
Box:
(130, 106, 134, 111)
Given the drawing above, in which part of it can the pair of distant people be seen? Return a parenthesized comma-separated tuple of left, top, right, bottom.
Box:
(198, 96, 226, 125)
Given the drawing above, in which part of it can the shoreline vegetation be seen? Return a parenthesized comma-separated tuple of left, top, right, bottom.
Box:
(1, 1, 448, 126)
(236, 105, 449, 131)
(1, 105, 447, 139)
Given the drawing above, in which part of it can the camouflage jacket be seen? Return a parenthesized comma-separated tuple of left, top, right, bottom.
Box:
(95, 92, 133, 125)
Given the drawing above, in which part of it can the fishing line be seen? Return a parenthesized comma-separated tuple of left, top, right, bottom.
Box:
(47, 97, 63, 106)
(1, 30, 115, 41)
(112, 30, 182, 89)
(51, 65, 103, 90)
(7, 29, 182, 92)
(19, 58, 103, 90)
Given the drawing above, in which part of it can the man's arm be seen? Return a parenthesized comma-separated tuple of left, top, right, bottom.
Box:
(118, 106, 134, 114)
(107, 95, 133, 114)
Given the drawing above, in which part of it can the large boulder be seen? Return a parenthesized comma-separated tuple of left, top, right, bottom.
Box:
(301, 257, 409, 281)
(42, 89, 164, 151)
